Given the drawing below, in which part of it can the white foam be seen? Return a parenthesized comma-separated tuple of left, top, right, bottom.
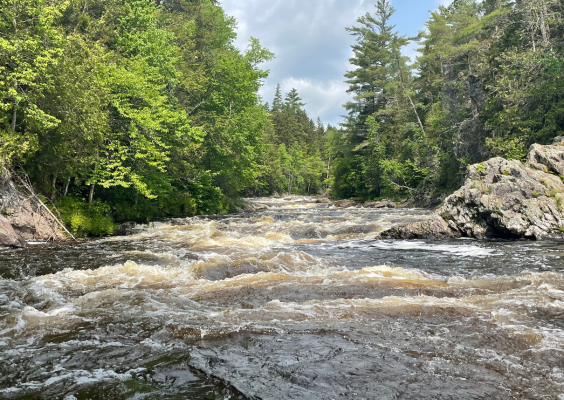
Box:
(42, 368, 133, 388)
(0, 316, 25, 336)
(368, 240, 498, 257)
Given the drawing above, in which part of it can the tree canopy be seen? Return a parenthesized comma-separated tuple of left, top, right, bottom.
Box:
(330, 0, 564, 202)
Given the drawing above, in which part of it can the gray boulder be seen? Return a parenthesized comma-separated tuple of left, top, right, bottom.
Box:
(334, 200, 359, 208)
(381, 213, 454, 239)
(526, 137, 564, 175)
(364, 200, 397, 209)
(382, 140, 564, 240)
(440, 157, 564, 239)
(0, 215, 26, 248)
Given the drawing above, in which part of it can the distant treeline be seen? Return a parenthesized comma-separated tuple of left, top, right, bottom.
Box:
(2, 0, 561, 235)
(332, 0, 564, 202)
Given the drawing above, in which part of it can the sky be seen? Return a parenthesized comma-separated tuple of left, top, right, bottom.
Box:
(221, 0, 453, 126)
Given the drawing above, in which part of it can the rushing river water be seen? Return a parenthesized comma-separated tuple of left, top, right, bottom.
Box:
(2, 196, 564, 399)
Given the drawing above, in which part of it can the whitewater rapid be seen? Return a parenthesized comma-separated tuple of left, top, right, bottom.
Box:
(1, 197, 564, 399)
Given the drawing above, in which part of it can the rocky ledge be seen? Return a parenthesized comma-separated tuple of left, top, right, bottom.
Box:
(0, 171, 65, 248)
(382, 137, 564, 240)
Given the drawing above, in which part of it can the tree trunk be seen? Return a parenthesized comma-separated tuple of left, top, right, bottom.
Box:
(406, 92, 425, 135)
(88, 183, 95, 204)
(11, 101, 17, 132)
(63, 177, 71, 197)
(50, 174, 58, 202)
(396, 57, 425, 135)
(539, 2, 550, 45)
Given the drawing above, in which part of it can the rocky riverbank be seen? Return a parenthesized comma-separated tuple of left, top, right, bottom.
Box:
(0, 171, 65, 247)
(11, 132, 564, 248)
(382, 137, 564, 240)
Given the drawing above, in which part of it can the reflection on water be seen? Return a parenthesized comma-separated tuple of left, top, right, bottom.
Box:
(1, 196, 564, 399)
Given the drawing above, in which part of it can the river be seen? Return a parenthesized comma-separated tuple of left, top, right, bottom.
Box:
(1, 196, 564, 399)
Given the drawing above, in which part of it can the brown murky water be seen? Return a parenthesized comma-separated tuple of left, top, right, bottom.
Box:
(1, 197, 564, 399)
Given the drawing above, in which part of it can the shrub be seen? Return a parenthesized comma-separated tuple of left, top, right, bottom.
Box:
(54, 197, 116, 237)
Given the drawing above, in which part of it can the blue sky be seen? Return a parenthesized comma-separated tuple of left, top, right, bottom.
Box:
(221, 0, 453, 126)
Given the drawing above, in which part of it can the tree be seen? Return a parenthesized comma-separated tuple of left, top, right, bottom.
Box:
(0, 0, 67, 164)
(285, 88, 305, 111)
(272, 84, 283, 113)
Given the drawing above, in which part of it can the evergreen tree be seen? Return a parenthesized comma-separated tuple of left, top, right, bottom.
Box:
(285, 88, 305, 111)
(272, 84, 283, 112)
(331, 0, 564, 202)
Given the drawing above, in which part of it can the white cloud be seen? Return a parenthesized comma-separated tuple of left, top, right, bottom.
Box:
(221, 0, 445, 126)
(262, 78, 351, 125)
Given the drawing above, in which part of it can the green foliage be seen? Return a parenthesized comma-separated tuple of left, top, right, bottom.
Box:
(485, 137, 528, 161)
(254, 87, 328, 196)
(556, 196, 563, 211)
(0, 0, 276, 235)
(0, 0, 67, 162)
(55, 197, 116, 237)
(331, 0, 564, 202)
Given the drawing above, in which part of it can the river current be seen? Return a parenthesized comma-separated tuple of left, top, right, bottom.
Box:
(1, 196, 564, 399)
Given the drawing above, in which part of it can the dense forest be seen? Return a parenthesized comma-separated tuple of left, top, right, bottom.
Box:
(0, 0, 274, 235)
(1, 0, 563, 236)
(333, 0, 564, 203)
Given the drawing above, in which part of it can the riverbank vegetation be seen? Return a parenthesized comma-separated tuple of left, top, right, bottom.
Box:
(0, 0, 275, 235)
(1, 0, 562, 236)
(332, 0, 564, 202)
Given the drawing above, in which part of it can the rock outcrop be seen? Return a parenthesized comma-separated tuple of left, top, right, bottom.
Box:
(0, 215, 26, 248)
(382, 138, 564, 240)
(333, 199, 359, 208)
(381, 214, 453, 240)
(363, 200, 397, 209)
(526, 136, 564, 175)
(0, 170, 65, 247)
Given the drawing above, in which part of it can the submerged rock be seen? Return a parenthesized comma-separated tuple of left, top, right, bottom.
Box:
(333, 199, 359, 208)
(235, 202, 269, 213)
(382, 140, 564, 240)
(363, 200, 397, 209)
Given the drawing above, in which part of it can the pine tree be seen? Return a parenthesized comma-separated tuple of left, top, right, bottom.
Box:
(344, 0, 397, 133)
(272, 84, 283, 112)
(285, 88, 305, 111)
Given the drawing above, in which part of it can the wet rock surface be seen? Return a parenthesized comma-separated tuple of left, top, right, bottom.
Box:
(363, 199, 397, 209)
(380, 213, 454, 240)
(383, 139, 564, 240)
(333, 199, 359, 208)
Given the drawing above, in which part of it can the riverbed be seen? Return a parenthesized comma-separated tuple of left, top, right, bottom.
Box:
(1, 196, 564, 399)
